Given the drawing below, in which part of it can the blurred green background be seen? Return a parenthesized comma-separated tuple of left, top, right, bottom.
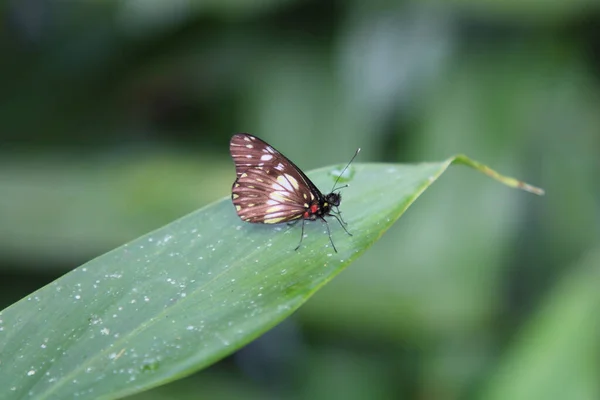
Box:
(1, 1, 599, 399)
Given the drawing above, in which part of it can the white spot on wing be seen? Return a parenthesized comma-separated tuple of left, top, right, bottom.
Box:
(286, 174, 299, 189)
(264, 217, 285, 224)
(270, 182, 285, 191)
(261, 154, 273, 161)
(277, 175, 293, 191)
(270, 192, 289, 202)
(275, 163, 285, 171)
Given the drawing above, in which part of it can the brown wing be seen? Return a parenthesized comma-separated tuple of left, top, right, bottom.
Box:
(229, 133, 320, 224)
(229, 133, 272, 178)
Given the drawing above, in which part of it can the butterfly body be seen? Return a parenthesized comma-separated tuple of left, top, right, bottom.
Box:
(303, 192, 340, 220)
(229, 133, 357, 252)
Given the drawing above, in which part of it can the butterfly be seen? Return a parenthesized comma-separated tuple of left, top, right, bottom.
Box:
(230, 133, 360, 252)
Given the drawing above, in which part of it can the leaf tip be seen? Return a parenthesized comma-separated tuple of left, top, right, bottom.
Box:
(451, 154, 545, 196)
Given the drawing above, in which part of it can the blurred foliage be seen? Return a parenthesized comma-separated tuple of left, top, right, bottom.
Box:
(0, 0, 598, 399)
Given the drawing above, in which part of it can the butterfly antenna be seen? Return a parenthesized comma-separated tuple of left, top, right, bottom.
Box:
(331, 147, 361, 192)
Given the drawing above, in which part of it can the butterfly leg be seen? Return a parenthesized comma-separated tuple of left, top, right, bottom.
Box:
(334, 207, 348, 226)
(319, 217, 338, 253)
(330, 213, 352, 237)
(280, 219, 299, 236)
(294, 219, 307, 251)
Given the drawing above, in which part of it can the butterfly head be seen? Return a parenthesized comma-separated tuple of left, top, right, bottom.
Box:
(324, 192, 341, 208)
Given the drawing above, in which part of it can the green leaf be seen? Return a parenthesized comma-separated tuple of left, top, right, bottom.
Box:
(0, 155, 542, 400)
